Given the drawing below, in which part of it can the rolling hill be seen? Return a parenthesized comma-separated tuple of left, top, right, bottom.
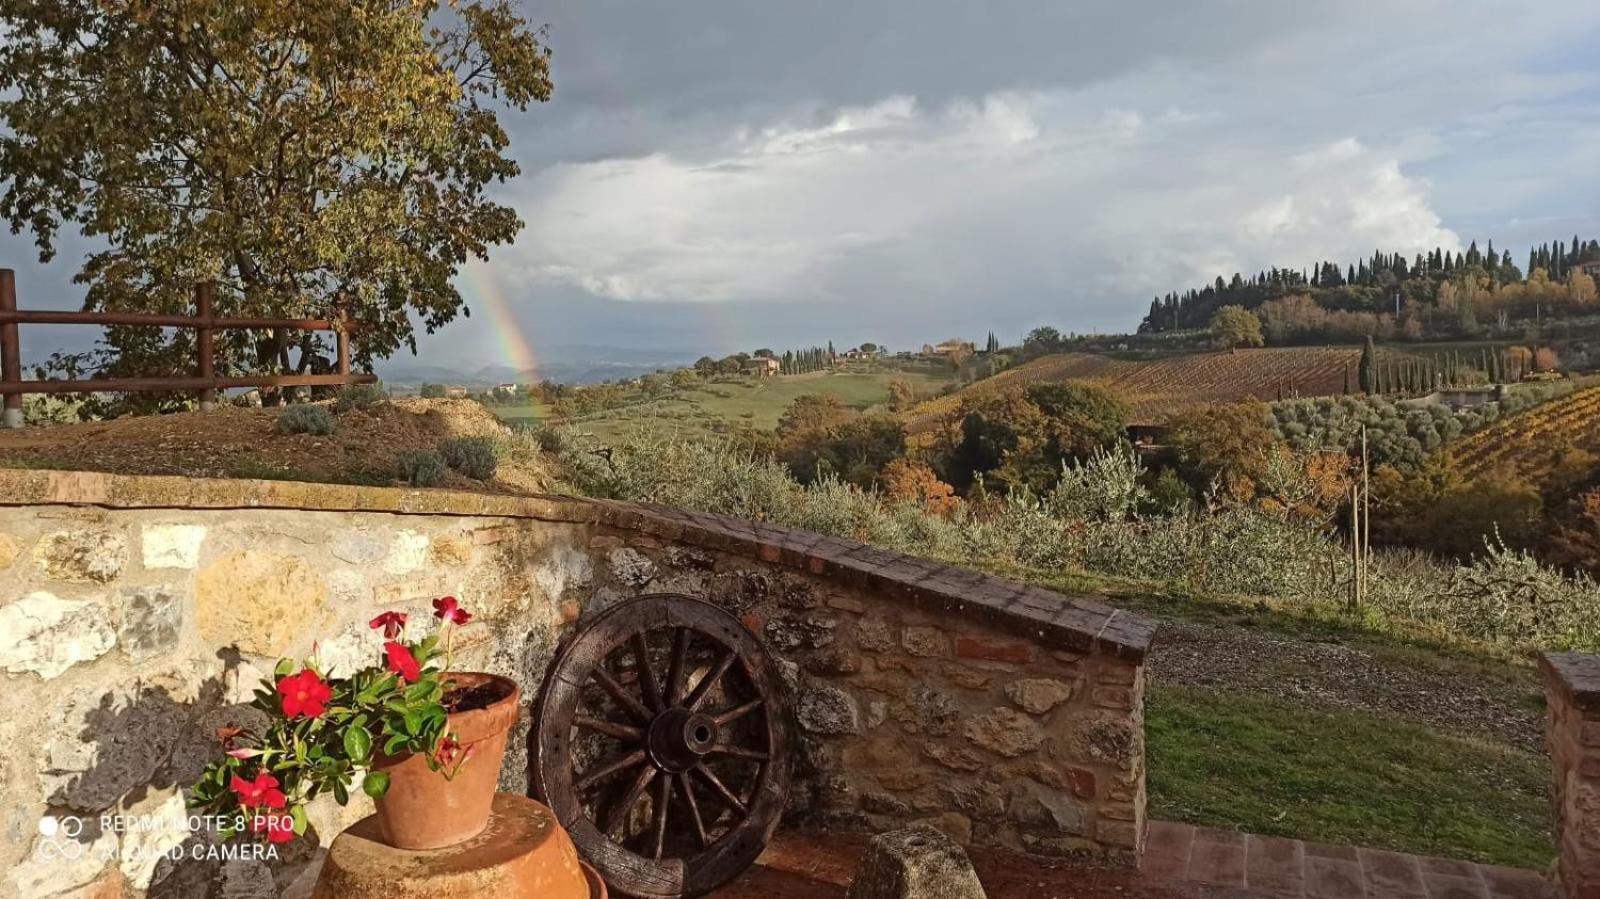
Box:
(1447, 385, 1600, 484)
(906, 347, 1363, 430)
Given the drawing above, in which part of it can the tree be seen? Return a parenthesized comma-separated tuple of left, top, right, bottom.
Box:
(0, 0, 552, 406)
(1208, 306, 1264, 352)
(1164, 402, 1279, 498)
(753, 348, 775, 358)
(420, 383, 447, 399)
(858, 342, 878, 354)
(777, 394, 852, 437)
(694, 356, 718, 376)
(1360, 337, 1378, 394)
(881, 459, 959, 516)
(887, 378, 916, 412)
(1021, 326, 1063, 359)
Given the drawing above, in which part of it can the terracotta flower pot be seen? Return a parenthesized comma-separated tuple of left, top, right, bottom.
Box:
(371, 672, 521, 850)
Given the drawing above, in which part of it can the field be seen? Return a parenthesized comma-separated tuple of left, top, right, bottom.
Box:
(906, 346, 1365, 430)
(1448, 384, 1600, 482)
(499, 369, 956, 441)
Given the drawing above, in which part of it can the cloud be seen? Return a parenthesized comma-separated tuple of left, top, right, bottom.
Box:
(496, 89, 1460, 333)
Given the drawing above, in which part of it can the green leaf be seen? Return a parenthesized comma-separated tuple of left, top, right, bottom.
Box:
(274, 658, 296, 678)
(403, 708, 424, 736)
(363, 772, 391, 798)
(291, 804, 308, 836)
(384, 733, 409, 755)
(343, 726, 372, 763)
(333, 779, 349, 806)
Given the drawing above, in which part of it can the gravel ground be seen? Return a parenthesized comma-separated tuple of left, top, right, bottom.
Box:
(1146, 618, 1544, 753)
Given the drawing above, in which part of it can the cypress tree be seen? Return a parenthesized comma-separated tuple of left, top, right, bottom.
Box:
(1360, 337, 1377, 394)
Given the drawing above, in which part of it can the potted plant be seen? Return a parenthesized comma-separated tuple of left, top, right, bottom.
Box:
(190, 596, 521, 850)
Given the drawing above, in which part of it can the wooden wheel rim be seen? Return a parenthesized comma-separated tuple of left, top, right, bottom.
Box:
(533, 594, 794, 898)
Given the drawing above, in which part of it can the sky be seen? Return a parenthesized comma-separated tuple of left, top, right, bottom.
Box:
(5, 0, 1599, 373)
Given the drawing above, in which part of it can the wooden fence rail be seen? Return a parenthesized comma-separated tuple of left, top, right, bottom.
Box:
(0, 268, 376, 428)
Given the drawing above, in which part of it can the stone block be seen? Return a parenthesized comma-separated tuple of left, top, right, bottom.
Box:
(429, 533, 473, 566)
(1007, 780, 1087, 836)
(384, 529, 430, 575)
(117, 586, 182, 663)
(901, 626, 946, 658)
(798, 683, 860, 735)
(140, 523, 206, 569)
(1004, 678, 1075, 715)
(34, 529, 128, 582)
(964, 707, 1045, 758)
(845, 827, 987, 899)
(0, 591, 117, 678)
(196, 550, 329, 656)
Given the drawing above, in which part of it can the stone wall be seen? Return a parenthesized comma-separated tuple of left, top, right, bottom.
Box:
(1543, 652, 1600, 899)
(0, 470, 1153, 899)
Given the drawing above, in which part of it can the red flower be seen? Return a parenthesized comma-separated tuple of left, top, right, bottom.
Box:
(432, 595, 472, 625)
(384, 641, 421, 683)
(275, 669, 332, 719)
(230, 771, 287, 810)
(369, 611, 408, 639)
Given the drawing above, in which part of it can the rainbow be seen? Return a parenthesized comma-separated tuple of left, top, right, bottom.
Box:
(460, 259, 541, 385)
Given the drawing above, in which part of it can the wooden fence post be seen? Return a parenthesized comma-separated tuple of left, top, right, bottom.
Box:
(195, 282, 216, 412)
(1, 269, 22, 428)
(335, 296, 351, 378)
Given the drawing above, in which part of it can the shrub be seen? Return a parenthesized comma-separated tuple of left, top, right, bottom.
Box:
(397, 450, 446, 487)
(437, 436, 498, 480)
(274, 404, 335, 436)
(333, 382, 387, 413)
(552, 423, 1600, 652)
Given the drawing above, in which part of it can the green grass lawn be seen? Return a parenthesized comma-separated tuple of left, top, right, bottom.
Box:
(496, 369, 955, 440)
(1147, 682, 1553, 868)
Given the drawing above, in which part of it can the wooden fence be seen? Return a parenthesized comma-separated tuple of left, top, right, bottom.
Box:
(0, 268, 376, 428)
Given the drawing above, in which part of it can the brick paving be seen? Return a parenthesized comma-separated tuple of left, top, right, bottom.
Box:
(1141, 822, 1555, 899)
(708, 825, 1555, 899)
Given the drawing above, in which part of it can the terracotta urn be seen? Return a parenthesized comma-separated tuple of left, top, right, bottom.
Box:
(311, 793, 605, 899)
(371, 672, 521, 850)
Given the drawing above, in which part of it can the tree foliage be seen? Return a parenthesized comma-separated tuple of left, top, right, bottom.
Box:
(1208, 305, 1264, 352)
(0, 0, 552, 403)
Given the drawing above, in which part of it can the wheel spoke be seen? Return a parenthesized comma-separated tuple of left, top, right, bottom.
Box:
(685, 650, 737, 711)
(692, 764, 748, 817)
(592, 664, 653, 724)
(713, 698, 764, 727)
(675, 772, 710, 848)
(632, 632, 664, 713)
(575, 716, 643, 743)
(665, 627, 690, 707)
(575, 749, 647, 792)
(650, 771, 670, 859)
(710, 743, 769, 762)
(604, 763, 658, 839)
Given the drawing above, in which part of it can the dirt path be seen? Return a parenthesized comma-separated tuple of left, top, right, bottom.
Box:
(1145, 618, 1544, 753)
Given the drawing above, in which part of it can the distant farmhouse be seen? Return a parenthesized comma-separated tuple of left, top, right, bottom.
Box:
(742, 357, 781, 377)
(1576, 259, 1600, 279)
(926, 339, 975, 357)
(491, 383, 520, 399)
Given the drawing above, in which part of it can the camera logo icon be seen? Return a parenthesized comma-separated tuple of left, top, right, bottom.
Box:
(35, 815, 87, 859)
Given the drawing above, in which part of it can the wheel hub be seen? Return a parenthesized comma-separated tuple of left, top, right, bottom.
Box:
(646, 707, 719, 773)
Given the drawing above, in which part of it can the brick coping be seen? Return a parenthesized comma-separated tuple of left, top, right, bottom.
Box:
(0, 469, 1156, 661)
(1542, 652, 1600, 714)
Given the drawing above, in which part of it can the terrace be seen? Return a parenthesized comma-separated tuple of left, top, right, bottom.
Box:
(0, 467, 1592, 898)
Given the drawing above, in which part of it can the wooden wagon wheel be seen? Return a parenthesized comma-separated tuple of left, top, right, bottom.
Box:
(533, 594, 794, 898)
